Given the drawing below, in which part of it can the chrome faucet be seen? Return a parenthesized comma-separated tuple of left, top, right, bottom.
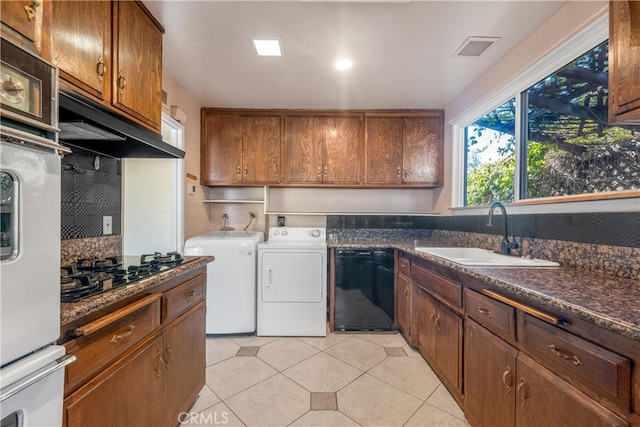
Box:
(487, 201, 519, 255)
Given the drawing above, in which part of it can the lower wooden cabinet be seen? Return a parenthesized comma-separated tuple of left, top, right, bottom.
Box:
(64, 334, 165, 426)
(62, 271, 207, 427)
(162, 302, 206, 425)
(464, 319, 519, 427)
(416, 287, 462, 396)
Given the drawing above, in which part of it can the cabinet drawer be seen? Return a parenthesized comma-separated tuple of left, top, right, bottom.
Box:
(411, 264, 462, 309)
(465, 289, 515, 341)
(162, 274, 206, 323)
(398, 256, 411, 277)
(520, 314, 631, 409)
(64, 294, 161, 395)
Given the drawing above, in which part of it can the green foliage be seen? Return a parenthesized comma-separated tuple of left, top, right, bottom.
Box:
(466, 155, 515, 206)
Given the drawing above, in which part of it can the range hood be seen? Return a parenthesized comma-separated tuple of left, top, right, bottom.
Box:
(58, 91, 185, 159)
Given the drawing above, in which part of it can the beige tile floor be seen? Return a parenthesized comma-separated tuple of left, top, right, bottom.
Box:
(182, 331, 469, 427)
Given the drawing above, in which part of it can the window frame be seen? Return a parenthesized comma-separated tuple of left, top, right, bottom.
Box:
(450, 12, 640, 214)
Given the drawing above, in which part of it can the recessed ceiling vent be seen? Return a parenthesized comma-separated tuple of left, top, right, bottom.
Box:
(454, 36, 501, 57)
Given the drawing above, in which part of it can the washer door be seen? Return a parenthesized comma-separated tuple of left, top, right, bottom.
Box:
(260, 252, 324, 303)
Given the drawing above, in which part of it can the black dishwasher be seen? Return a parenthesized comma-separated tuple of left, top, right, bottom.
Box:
(334, 248, 395, 331)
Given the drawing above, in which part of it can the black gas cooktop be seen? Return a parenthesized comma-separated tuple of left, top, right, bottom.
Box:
(60, 252, 183, 303)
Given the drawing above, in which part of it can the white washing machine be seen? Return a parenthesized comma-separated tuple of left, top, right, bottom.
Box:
(257, 227, 327, 337)
(184, 231, 263, 334)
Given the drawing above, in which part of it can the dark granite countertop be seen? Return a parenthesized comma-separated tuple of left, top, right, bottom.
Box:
(60, 256, 214, 326)
(330, 238, 640, 342)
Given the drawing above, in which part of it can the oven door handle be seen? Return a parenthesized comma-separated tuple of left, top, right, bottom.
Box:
(0, 354, 76, 402)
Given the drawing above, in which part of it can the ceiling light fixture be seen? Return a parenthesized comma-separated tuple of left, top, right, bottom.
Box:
(454, 36, 501, 57)
(335, 59, 353, 70)
(251, 37, 284, 57)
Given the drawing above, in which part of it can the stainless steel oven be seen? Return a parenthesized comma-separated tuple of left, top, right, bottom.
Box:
(0, 36, 74, 427)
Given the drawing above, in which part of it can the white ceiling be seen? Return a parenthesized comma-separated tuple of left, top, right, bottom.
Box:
(143, 1, 568, 110)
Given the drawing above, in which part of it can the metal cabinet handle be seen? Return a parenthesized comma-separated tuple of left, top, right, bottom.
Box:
(110, 325, 135, 343)
(502, 366, 512, 394)
(397, 166, 401, 177)
(24, 0, 42, 21)
(155, 350, 162, 379)
(477, 307, 494, 318)
(403, 288, 408, 297)
(517, 376, 527, 407)
(324, 166, 327, 177)
(244, 167, 248, 175)
(236, 166, 241, 175)
(434, 314, 441, 331)
(403, 168, 408, 178)
(97, 56, 106, 81)
(317, 166, 322, 178)
(183, 289, 195, 299)
(118, 72, 126, 93)
(547, 344, 584, 366)
(164, 344, 173, 369)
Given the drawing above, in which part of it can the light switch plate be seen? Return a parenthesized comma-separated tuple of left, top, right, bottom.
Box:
(103, 216, 112, 235)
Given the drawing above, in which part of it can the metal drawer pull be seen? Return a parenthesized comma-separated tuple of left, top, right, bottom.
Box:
(403, 288, 408, 297)
(482, 289, 566, 326)
(111, 325, 135, 343)
(476, 307, 494, 318)
(517, 376, 527, 407)
(164, 345, 174, 369)
(547, 344, 584, 366)
(502, 366, 512, 394)
(155, 351, 162, 379)
(183, 289, 195, 299)
(24, 0, 42, 21)
(434, 314, 441, 331)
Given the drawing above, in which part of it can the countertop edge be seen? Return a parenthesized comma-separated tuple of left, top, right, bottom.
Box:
(60, 256, 214, 326)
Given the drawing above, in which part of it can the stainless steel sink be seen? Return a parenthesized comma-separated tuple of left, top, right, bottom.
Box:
(414, 247, 559, 267)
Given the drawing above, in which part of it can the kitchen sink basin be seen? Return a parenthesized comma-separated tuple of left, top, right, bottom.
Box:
(414, 247, 559, 267)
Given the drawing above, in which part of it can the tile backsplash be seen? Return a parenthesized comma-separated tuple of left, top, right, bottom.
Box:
(61, 148, 121, 240)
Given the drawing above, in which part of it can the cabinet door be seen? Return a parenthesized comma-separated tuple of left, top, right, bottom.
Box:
(435, 299, 463, 393)
(464, 319, 517, 427)
(1, 0, 48, 51)
(163, 303, 206, 426)
(416, 288, 437, 362)
(515, 353, 628, 427)
(321, 116, 361, 184)
(609, 0, 640, 123)
(51, 0, 111, 100)
(112, 0, 163, 131)
(364, 117, 403, 184)
(64, 335, 164, 427)
(402, 116, 442, 185)
(201, 114, 243, 184)
(242, 116, 281, 184)
(396, 273, 411, 339)
(285, 116, 322, 184)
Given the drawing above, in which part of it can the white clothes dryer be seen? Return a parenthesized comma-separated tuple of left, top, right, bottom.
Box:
(257, 227, 327, 337)
(184, 231, 263, 334)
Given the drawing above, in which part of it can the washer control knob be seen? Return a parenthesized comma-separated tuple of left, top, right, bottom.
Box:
(281, 230, 288, 236)
(309, 229, 321, 238)
(273, 230, 280, 236)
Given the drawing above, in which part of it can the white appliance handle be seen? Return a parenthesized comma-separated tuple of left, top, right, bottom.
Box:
(0, 354, 76, 402)
(266, 268, 272, 286)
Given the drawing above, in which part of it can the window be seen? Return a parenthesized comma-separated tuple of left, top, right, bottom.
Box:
(463, 41, 640, 207)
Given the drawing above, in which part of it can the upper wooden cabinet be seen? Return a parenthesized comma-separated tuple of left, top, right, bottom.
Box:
(50, 0, 164, 132)
(201, 111, 281, 185)
(365, 112, 443, 187)
(284, 115, 361, 185)
(51, 0, 111, 101)
(112, 0, 163, 131)
(1, 0, 51, 56)
(201, 108, 443, 188)
(609, 0, 640, 124)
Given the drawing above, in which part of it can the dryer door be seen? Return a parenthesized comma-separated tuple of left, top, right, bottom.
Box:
(260, 251, 324, 303)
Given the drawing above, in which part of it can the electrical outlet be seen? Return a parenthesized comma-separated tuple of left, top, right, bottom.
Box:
(277, 216, 286, 227)
(103, 216, 112, 235)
